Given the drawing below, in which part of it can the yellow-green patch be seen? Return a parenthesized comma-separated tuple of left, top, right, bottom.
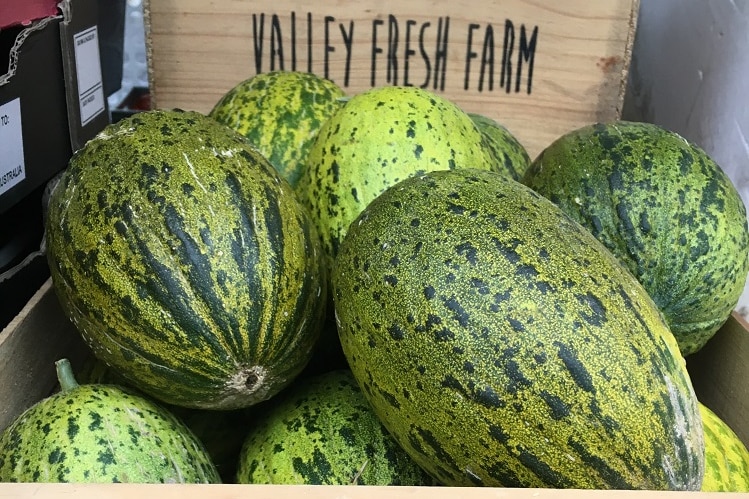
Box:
(468, 112, 530, 181)
(700, 403, 749, 492)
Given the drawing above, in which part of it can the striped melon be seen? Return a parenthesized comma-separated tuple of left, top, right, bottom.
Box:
(236, 369, 436, 485)
(468, 113, 530, 181)
(522, 121, 749, 355)
(0, 359, 220, 483)
(45, 109, 326, 410)
(700, 403, 749, 492)
(209, 71, 345, 188)
(333, 168, 703, 489)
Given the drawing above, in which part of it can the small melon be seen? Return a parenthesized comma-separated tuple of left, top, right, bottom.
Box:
(209, 71, 346, 187)
(236, 369, 436, 485)
(468, 112, 530, 181)
(0, 359, 220, 483)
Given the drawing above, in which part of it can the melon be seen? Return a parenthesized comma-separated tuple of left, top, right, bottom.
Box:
(236, 369, 436, 485)
(700, 402, 749, 492)
(522, 121, 749, 355)
(468, 112, 530, 181)
(45, 109, 327, 410)
(209, 71, 346, 187)
(295, 85, 497, 271)
(333, 168, 703, 489)
(0, 359, 220, 483)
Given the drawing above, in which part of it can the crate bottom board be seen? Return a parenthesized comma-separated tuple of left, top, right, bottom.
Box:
(1, 482, 747, 498)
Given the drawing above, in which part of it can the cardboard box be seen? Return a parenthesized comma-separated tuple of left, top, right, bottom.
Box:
(0, 279, 747, 496)
(0, 0, 110, 215)
(0, 0, 112, 331)
(144, 0, 639, 159)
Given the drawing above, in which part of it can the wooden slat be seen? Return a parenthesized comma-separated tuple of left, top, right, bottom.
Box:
(143, 0, 639, 159)
(0, 279, 89, 432)
(0, 482, 745, 498)
(686, 311, 749, 448)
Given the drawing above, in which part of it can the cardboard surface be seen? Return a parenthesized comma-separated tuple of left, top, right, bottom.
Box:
(144, 0, 639, 159)
(0, 15, 71, 214)
(0, 0, 110, 215)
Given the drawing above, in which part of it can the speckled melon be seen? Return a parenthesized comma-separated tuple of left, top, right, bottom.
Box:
(522, 121, 749, 356)
(73, 356, 251, 483)
(333, 168, 703, 489)
(209, 71, 346, 187)
(700, 402, 749, 492)
(0, 359, 220, 483)
(45, 109, 326, 410)
(236, 369, 436, 485)
(295, 85, 497, 271)
(468, 113, 530, 181)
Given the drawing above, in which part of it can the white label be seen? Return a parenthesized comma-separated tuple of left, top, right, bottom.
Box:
(0, 98, 26, 196)
(74, 25, 106, 126)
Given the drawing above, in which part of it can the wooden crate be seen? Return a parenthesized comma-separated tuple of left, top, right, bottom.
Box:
(143, 0, 639, 159)
(0, 279, 747, 497)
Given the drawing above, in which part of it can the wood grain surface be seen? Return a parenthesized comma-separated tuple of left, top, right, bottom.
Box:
(144, 0, 639, 159)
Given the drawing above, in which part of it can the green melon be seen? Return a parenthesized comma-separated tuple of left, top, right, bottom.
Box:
(0, 359, 220, 483)
(522, 121, 749, 356)
(700, 403, 749, 492)
(332, 168, 703, 489)
(468, 113, 530, 181)
(73, 356, 251, 483)
(295, 85, 497, 272)
(209, 71, 346, 187)
(45, 109, 327, 410)
(236, 369, 436, 485)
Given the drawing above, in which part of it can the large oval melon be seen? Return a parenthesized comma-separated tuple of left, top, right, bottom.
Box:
(0, 359, 220, 483)
(45, 109, 326, 410)
(522, 121, 749, 356)
(333, 168, 703, 489)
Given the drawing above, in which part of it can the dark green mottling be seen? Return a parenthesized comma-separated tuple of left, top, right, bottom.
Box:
(236, 369, 436, 485)
(333, 168, 703, 489)
(522, 121, 749, 355)
(44, 109, 326, 410)
(468, 113, 531, 181)
(0, 360, 220, 483)
(209, 71, 345, 188)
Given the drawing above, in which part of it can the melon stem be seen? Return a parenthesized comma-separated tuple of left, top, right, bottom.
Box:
(55, 358, 80, 392)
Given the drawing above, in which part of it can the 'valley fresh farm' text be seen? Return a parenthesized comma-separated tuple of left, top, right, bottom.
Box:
(251, 13, 539, 94)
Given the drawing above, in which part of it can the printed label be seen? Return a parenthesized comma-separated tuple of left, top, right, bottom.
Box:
(0, 98, 26, 197)
(250, 13, 539, 94)
(74, 26, 106, 126)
